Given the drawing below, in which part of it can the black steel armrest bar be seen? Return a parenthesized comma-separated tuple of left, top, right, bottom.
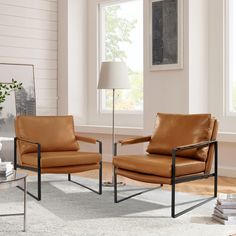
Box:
(96, 140, 102, 154)
(14, 137, 42, 200)
(173, 140, 217, 152)
(171, 140, 217, 179)
(14, 137, 41, 168)
(14, 137, 40, 146)
(171, 140, 218, 217)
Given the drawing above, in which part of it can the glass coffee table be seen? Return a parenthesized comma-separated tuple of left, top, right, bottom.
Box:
(0, 172, 27, 232)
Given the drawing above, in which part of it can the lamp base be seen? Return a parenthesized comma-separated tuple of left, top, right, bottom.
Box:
(102, 181, 126, 187)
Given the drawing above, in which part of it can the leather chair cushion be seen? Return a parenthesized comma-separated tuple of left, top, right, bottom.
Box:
(21, 151, 101, 168)
(113, 154, 205, 178)
(41, 164, 100, 174)
(116, 169, 172, 184)
(146, 113, 213, 161)
(15, 116, 79, 154)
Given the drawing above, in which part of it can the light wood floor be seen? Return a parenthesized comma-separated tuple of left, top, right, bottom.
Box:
(18, 162, 236, 196)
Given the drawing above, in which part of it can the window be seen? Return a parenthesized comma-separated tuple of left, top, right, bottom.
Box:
(226, 0, 236, 115)
(99, 0, 143, 113)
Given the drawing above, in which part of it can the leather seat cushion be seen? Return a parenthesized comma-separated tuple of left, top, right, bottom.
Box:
(21, 151, 101, 168)
(146, 113, 214, 161)
(15, 116, 79, 154)
(41, 164, 100, 174)
(113, 154, 205, 178)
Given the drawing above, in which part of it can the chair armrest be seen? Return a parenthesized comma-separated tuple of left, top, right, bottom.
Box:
(15, 137, 40, 146)
(171, 140, 218, 180)
(118, 136, 152, 146)
(14, 137, 41, 169)
(75, 134, 98, 144)
(173, 140, 217, 152)
(75, 134, 102, 154)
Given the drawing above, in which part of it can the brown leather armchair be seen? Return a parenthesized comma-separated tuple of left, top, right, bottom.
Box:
(113, 113, 218, 218)
(14, 115, 102, 200)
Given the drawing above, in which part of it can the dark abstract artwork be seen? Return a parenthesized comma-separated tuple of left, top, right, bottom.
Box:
(151, 0, 182, 70)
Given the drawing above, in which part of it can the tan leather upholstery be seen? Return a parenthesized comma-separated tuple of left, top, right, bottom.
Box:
(41, 164, 100, 174)
(113, 154, 205, 178)
(147, 113, 213, 161)
(15, 116, 79, 154)
(21, 151, 101, 168)
(113, 113, 218, 186)
(116, 169, 172, 184)
(119, 136, 151, 145)
(75, 134, 97, 144)
(15, 115, 102, 174)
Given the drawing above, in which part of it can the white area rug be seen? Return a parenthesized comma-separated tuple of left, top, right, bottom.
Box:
(0, 175, 236, 236)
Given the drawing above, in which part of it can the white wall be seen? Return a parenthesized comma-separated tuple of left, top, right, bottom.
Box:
(188, 0, 209, 113)
(143, 0, 190, 134)
(58, 0, 88, 125)
(0, 0, 58, 115)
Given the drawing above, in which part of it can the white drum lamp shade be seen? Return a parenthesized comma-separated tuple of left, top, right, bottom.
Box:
(97, 61, 129, 89)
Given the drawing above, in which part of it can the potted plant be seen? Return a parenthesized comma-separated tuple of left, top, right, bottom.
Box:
(0, 79, 22, 111)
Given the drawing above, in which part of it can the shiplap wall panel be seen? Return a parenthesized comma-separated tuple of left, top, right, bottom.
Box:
(0, 36, 57, 50)
(0, 57, 57, 69)
(35, 69, 57, 79)
(0, 46, 57, 60)
(0, 25, 57, 40)
(0, 0, 57, 12)
(36, 79, 57, 89)
(0, 15, 57, 31)
(0, 4, 57, 21)
(0, 0, 58, 115)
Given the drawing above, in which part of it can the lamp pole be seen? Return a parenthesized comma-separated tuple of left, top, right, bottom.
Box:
(97, 61, 129, 187)
(112, 88, 115, 157)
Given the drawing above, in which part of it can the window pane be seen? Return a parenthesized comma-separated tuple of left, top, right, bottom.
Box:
(100, 0, 143, 112)
(228, 0, 236, 113)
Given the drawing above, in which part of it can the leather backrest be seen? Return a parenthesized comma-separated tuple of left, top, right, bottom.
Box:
(15, 116, 79, 154)
(146, 113, 214, 161)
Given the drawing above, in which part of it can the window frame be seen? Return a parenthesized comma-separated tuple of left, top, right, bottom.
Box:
(98, 0, 144, 115)
(86, 0, 143, 128)
(225, 0, 236, 117)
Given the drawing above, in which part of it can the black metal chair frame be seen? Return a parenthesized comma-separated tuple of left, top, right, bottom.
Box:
(113, 140, 218, 218)
(14, 137, 103, 201)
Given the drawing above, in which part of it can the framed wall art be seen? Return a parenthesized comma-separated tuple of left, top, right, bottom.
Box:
(150, 0, 183, 71)
(0, 63, 36, 136)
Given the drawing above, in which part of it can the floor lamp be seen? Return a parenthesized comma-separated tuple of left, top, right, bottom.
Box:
(97, 61, 130, 186)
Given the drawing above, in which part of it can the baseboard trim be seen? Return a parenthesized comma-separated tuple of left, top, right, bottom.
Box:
(218, 166, 236, 178)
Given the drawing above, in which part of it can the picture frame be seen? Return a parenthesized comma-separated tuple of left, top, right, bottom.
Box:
(0, 63, 36, 117)
(0, 63, 36, 136)
(150, 0, 183, 71)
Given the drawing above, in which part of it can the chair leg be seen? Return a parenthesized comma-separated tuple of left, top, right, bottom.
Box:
(114, 168, 162, 203)
(16, 165, 41, 201)
(214, 172, 218, 197)
(99, 161, 102, 194)
(14, 137, 17, 170)
(68, 164, 102, 195)
(214, 141, 218, 198)
(38, 167, 41, 201)
(114, 167, 117, 203)
(171, 182, 176, 218)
